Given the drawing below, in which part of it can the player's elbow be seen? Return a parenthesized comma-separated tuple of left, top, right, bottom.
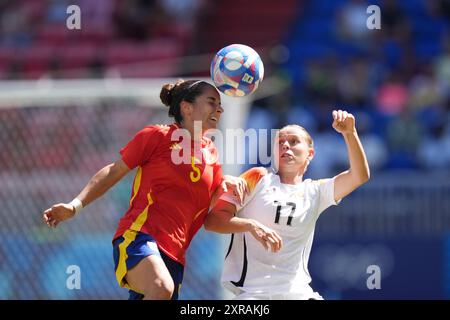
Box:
(357, 167, 370, 186)
(364, 169, 370, 183)
(204, 213, 221, 232)
(204, 210, 233, 234)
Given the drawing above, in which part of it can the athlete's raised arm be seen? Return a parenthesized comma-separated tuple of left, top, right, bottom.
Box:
(43, 159, 130, 228)
(332, 110, 370, 202)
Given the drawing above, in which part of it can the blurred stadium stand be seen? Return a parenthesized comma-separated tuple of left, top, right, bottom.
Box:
(0, 0, 449, 300)
(0, 0, 189, 79)
(196, 0, 299, 53)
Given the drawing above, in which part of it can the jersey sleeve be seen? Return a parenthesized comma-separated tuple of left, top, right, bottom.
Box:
(212, 162, 223, 194)
(119, 126, 163, 169)
(315, 177, 341, 215)
(220, 166, 268, 211)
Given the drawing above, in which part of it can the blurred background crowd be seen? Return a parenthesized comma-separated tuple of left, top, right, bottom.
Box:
(0, 0, 449, 300)
(1, 0, 449, 173)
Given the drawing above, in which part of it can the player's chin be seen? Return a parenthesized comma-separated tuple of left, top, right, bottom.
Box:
(278, 159, 293, 169)
(279, 156, 294, 163)
(206, 119, 219, 129)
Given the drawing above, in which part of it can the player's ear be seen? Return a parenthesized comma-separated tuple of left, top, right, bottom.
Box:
(308, 148, 315, 161)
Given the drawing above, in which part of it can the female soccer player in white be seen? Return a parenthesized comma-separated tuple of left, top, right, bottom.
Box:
(205, 109, 370, 300)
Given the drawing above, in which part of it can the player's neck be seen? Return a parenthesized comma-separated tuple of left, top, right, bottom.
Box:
(180, 121, 204, 141)
(278, 170, 303, 185)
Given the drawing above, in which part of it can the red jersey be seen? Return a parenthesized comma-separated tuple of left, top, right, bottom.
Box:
(113, 123, 223, 265)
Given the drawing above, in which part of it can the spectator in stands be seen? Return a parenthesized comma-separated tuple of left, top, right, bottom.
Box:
(46, 0, 71, 23)
(336, 0, 371, 43)
(113, 0, 159, 41)
(0, 1, 32, 47)
(5, 59, 23, 79)
(408, 64, 444, 111)
(385, 108, 422, 168)
(86, 56, 106, 78)
(380, 0, 409, 39)
(157, 0, 204, 31)
(375, 70, 409, 116)
(78, 0, 114, 28)
(418, 112, 450, 170)
(434, 37, 450, 95)
(336, 56, 370, 109)
(114, 0, 173, 41)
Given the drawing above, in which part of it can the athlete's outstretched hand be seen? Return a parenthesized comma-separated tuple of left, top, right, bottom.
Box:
(221, 175, 249, 205)
(249, 220, 283, 253)
(43, 203, 75, 228)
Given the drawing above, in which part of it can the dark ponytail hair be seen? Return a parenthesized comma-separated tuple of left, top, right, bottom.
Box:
(160, 79, 213, 123)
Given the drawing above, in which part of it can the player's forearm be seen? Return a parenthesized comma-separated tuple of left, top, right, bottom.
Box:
(342, 131, 370, 184)
(205, 212, 255, 234)
(219, 216, 256, 234)
(76, 163, 126, 208)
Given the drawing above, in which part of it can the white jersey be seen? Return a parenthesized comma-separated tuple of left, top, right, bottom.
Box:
(219, 167, 340, 299)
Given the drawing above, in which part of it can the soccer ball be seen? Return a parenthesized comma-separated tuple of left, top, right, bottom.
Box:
(210, 44, 264, 97)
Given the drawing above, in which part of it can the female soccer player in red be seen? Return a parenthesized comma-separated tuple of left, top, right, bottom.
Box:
(43, 79, 247, 300)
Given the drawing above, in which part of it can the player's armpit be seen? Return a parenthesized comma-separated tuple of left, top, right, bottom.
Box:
(333, 169, 369, 202)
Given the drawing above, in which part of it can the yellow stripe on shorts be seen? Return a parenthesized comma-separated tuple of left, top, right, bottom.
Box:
(115, 192, 154, 291)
